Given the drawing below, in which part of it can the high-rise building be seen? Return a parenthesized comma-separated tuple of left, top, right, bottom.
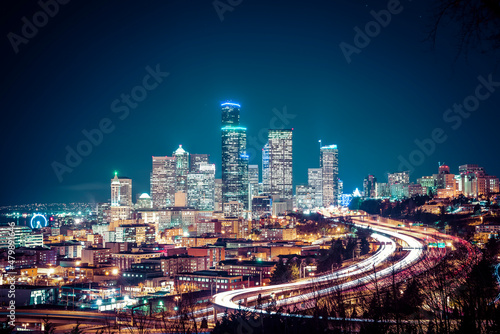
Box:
(375, 183, 390, 198)
(190, 154, 209, 173)
(150, 156, 176, 208)
(214, 178, 223, 211)
(320, 145, 339, 207)
(110, 173, 132, 219)
(248, 165, 259, 197)
(338, 179, 343, 203)
(173, 145, 189, 194)
(262, 142, 270, 194)
(268, 129, 293, 201)
(459, 164, 499, 197)
(308, 168, 322, 208)
(417, 176, 436, 195)
(433, 164, 455, 190)
(296, 185, 315, 210)
(221, 102, 240, 125)
(221, 102, 248, 215)
(118, 177, 132, 207)
(111, 173, 121, 207)
(363, 175, 377, 198)
(388, 171, 410, 199)
(187, 163, 216, 211)
(388, 171, 410, 186)
(135, 193, 153, 209)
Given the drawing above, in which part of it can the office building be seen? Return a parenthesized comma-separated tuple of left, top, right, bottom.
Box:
(187, 163, 216, 211)
(151, 156, 177, 208)
(295, 185, 315, 210)
(459, 164, 499, 197)
(110, 173, 132, 207)
(320, 145, 339, 207)
(190, 154, 209, 173)
(388, 171, 410, 186)
(135, 193, 153, 209)
(173, 145, 189, 194)
(214, 179, 223, 211)
(268, 129, 293, 202)
(308, 168, 322, 208)
(262, 142, 270, 194)
(248, 164, 259, 197)
(363, 175, 377, 198)
(221, 102, 248, 215)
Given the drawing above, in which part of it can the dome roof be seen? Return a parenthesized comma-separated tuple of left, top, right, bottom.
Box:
(139, 193, 150, 199)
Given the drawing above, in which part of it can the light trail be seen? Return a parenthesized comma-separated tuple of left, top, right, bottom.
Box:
(211, 221, 424, 316)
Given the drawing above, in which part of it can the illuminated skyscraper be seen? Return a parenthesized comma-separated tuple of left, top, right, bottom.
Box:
(320, 145, 339, 207)
(214, 178, 223, 211)
(248, 164, 259, 197)
(459, 164, 499, 197)
(221, 102, 240, 125)
(221, 102, 248, 214)
(111, 173, 132, 207)
(262, 142, 270, 194)
(190, 154, 209, 173)
(111, 173, 121, 207)
(363, 175, 377, 198)
(308, 168, 322, 207)
(187, 163, 215, 211)
(150, 156, 176, 208)
(268, 129, 293, 201)
(173, 145, 189, 194)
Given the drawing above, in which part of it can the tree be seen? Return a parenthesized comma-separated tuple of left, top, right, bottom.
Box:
(349, 197, 361, 211)
(270, 258, 292, 284)
(0, 321, 14, 334)
(69, 323, 84, 334)
(428, 0, 500, 58)
(42, 317, 56, 334)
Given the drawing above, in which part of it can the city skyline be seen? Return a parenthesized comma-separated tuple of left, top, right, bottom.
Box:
(1, 2, 500, 332)
(1, 1, 500, 207)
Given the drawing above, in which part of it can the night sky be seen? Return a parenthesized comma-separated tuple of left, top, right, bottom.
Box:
(1, 0, 499, 206)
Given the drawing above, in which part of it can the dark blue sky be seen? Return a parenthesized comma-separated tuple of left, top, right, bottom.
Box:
(1, 0, 499, 206)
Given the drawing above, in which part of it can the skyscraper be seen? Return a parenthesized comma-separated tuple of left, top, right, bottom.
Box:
(268, 129, 293, 201)
(221, 102, 248, 215)
(308, 168, 322, 208)
(190, 154, 209, 173)
(111, 173, 121, 207)
(248, 164, 259, 197)
(459, 164, 499, 197)
(320, 145, 339, 207)
(187, 163, 215, 211)
(262, 142, 270, 194)
(110, 172, 132, 207)
(173, 145, 189, 194)
(150, 156, 176, 208)
(363, 175, 377, 198)
(221, 102, 240, 125)
(214, 178, 223, 211)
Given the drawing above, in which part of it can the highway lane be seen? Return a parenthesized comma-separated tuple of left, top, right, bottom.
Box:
(211, 222, 424, 316)
(187, 228, 397, 321)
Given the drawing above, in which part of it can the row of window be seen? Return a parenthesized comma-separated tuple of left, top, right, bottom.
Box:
(178, 276, 237, 283)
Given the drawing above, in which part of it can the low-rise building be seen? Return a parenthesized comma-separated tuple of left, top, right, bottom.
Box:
(216, 259, 276, 283)
(175, 270, 251, 293)
(111, 251, 162, 270)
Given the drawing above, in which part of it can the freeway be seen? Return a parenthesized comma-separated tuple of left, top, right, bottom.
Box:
(211, 219, 425, 316)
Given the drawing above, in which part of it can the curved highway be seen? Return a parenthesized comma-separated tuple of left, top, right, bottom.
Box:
(212, 220, 424, 315)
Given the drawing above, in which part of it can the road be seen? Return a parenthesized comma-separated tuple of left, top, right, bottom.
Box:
(209, 214, 475, 324)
